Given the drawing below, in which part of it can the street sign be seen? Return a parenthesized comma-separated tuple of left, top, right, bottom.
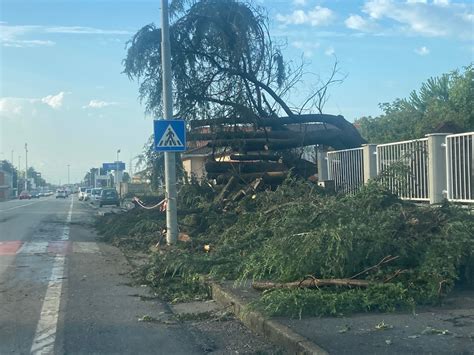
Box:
(103, 162, 125, 171)
(154, 120, 186, 152)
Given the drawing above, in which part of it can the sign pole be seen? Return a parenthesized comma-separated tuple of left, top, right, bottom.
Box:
(161, 0, 178, 245)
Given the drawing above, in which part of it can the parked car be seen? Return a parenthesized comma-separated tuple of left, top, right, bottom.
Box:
(90, 188, 103, 204)
(99, 188, 120, 207)
(19, 191, 31, 200)
(31, 191, 41, 198)
(56, 190, 67, 198)
(83, 189, 92, 201)
(78, 187, 87, 201)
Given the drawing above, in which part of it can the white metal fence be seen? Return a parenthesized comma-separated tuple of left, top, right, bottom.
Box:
(376, 138, 429, 201)
(446, 132, 474, 203)
(327, 147, 364, 194)
(321, 131, 474, 204)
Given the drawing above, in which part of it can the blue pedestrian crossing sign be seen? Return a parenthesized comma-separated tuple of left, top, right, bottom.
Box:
(154, 119, 186, 152)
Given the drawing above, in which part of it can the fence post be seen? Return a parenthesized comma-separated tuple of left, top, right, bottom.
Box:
(317, 148, 328, 181)
(362, 144, 377, 184)
(426, 133, 449, 204)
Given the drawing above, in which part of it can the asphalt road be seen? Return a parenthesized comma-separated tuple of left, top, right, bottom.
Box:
(0, 196, 203, 354)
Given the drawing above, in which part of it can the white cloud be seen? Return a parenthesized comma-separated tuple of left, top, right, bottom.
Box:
(41, 92, 66, 109)
(293, 0, 307, 5)
(0, 23, 132, 48)
(0, 98, 28, 116)
(361, 0, 473, 39)
(291, 41, 320, 57)
(0, 92, 67, 118)
(276, 6, 335, 27)
(433, 0, 450, 6)
(83, 99, 118, 109)
(344, 15, 378, 32)
(3, 39, 55, 48)
(414, 46, 430, 55)
(44, 26, 132, 35)
(325, 47, 335, 56)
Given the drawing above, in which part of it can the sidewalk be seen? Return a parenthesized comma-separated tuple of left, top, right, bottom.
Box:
(211, 281, 474, 354)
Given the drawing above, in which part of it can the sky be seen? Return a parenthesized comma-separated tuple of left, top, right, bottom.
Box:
(0, 0, 472, 184)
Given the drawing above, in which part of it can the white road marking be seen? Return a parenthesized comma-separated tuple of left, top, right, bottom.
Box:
(73, 242, 101, 254)
(30, 196, 74, 355)
(0, 201, 41, 212)
(17, 242, 48, 255)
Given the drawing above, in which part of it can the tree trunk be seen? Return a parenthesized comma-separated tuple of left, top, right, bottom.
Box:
(189, 114, 366, 149)
(212, 171, 287, 184)
(205, 161, 287, 174)
(252, 278, 371, 291)
(230, 153, 280, 161)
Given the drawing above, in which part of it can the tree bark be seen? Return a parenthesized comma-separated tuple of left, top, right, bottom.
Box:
(205, 161, 287, 174)
(252, 278, 371, 291)
(230, 154, 280, 161)
(212, 171, 287, 184)
(206, 129, 353, 150)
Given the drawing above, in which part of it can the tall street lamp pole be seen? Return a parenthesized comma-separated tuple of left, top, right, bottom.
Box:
(116, 149, 120, 187)
(24, 143, 28, 191)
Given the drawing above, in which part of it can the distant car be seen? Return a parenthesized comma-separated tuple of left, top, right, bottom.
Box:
(31, 191, 40, 198)
(19, 191, 31, 200)
(99, 188, 120, 207)
(56, 190, 67, 198)
(90, 188, 103, 204)
(78, 187, 87, 201)
(83, 189, 92, 201)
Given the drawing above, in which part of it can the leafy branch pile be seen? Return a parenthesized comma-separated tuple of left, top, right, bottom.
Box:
(96, 177, 474, 316)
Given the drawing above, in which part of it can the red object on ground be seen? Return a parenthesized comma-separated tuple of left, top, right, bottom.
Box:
(0, 241, 23, 255)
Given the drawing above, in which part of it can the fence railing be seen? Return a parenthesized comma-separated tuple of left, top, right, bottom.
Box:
(446, 132, 474, 203)
(319, 132, 474, 204)
(376, 138, 429, 201)
(327, 147, 364, 194)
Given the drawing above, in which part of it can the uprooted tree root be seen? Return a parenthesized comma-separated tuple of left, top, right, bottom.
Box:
(96, 177, 474, 317)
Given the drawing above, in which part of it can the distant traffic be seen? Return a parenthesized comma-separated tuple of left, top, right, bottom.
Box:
(15, 186, 121, 208)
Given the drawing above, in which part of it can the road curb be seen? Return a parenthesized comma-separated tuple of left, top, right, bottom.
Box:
(210, 282, 328, 355)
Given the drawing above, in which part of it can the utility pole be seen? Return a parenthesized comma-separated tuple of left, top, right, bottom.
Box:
(24, 143, 28, 191)
(11, 150, 14, 166)
(161, 0, 178, 245)
(116, 149, 120, 185)
(67, 164, 70, 185)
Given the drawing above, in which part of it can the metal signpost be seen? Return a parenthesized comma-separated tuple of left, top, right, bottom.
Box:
(158, 0, 180, 245)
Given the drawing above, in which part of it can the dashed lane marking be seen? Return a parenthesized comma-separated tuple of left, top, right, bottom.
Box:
(30, 196, 74, 355)
(0, 201, 43, 212)
(0, 241, 101, 256)
(17, 242, 49, 255)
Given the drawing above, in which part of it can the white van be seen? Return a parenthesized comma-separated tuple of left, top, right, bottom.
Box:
(56, 190, 67, 199)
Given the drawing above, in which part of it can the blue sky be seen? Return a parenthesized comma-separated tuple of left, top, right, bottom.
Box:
(0, 0, 472, 183)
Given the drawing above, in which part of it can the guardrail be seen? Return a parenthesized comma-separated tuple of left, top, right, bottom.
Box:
(376, 138, 429, 201)
(446, 132, 474, 203)
(327, 147, 364, 194)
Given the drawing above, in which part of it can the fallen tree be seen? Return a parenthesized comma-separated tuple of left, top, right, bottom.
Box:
(252, 278, 371, 290)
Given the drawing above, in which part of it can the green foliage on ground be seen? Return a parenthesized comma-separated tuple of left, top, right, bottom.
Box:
(96, 178, 474, 316)
(356, 65, 474, 143)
